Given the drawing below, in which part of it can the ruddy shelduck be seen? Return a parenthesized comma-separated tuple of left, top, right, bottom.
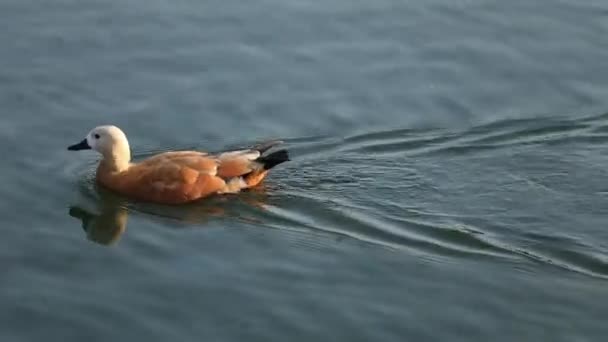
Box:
(68, 125, 289, 204)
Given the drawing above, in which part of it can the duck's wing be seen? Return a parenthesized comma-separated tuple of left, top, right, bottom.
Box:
(117, 153, 225, 203)
(216, 150, 262, 179)
(140, 150, 261, 179)
(215, 140, 285, 179)
(137, 151, 210, 168)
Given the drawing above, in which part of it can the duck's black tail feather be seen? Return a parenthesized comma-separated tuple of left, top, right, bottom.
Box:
(252, 140, 284, 154)
(257, 149, 290, 170)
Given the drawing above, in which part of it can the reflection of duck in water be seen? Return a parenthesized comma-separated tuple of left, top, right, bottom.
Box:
(67, 125, 289, 204)
(69, 204, 128, 246)
(69, 185, 271, 246)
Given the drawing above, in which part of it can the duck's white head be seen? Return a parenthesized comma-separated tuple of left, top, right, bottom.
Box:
(68, 125, 131, 171)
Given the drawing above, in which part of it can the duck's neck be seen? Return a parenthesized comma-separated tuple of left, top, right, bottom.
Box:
(101, 142, 131, 173)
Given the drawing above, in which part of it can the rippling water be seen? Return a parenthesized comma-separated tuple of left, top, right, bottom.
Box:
(2, 0, 608, 341)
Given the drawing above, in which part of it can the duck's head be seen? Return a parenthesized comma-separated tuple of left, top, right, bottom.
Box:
(68, 125, 131, 169)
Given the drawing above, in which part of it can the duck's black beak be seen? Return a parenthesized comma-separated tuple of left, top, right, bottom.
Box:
(67, 139, 91, 151)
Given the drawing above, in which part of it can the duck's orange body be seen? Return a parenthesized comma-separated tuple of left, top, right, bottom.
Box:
(68, 126, 289, 204)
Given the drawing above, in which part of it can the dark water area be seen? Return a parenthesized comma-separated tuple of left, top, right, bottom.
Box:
(1, 0, 608, 341)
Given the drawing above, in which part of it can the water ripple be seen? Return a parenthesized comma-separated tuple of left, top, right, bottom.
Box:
(331, 113, 608, 158)
(47, 113, 608, 281)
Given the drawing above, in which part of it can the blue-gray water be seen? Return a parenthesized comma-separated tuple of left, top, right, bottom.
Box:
(2, 0, 608, 341)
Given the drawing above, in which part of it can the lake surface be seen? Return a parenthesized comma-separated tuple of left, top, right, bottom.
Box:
(2, 0, 608, 341)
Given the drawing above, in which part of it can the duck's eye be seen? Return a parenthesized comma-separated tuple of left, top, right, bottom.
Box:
(94, 134, 100, 139)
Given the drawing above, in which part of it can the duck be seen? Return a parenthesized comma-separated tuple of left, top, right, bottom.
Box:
(67, 125, 289, 204)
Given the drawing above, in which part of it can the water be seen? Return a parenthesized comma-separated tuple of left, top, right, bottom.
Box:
(1, 0, 608, 341)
